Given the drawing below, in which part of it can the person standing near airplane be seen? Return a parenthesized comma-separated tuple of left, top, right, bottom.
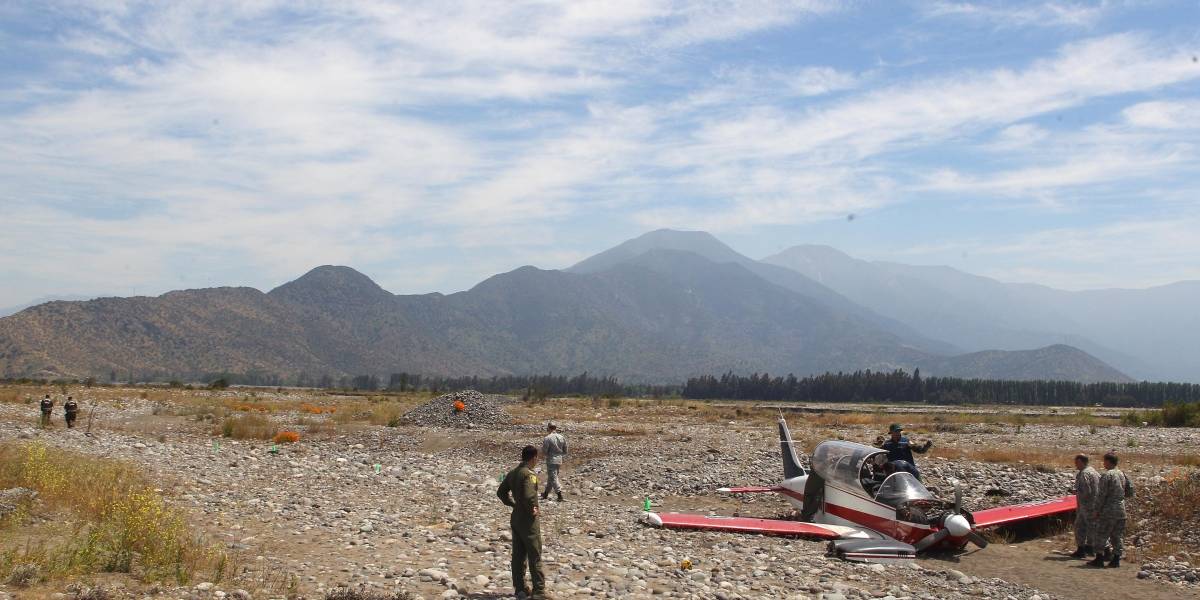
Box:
(1070, 453, 1101, 558)
(1089, 452, 1135, 568)
(878, 424, 932, 480)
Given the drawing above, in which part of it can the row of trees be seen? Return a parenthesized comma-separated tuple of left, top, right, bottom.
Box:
(386, 372, 676, 399)
(681, 370, 1200, 407)
(201, 371, 674, 398)
(14, 368, 1198, 408)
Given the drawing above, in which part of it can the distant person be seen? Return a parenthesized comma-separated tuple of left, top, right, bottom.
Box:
(1070, 453, 1101, 558)
(63, 396, 80, 429)
(878, 424, 932, 480)
(39, 394, 54, 428)
(497, 445, 546, 599)
(540, 422, 567, 502)
(1088, 452, 1135, 568)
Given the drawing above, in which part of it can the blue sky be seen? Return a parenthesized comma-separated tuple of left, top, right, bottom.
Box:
(1, 0, 1198, 306)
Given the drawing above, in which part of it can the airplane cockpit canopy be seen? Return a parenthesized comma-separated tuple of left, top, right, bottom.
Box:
(811, 440, 886, 492)
(874, 472, 936, 507)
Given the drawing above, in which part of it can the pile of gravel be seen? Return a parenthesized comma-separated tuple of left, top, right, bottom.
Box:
(401, 390, 512, 429)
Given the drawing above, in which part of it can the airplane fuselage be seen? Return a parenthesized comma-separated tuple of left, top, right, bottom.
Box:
(779, 474, 968, 551)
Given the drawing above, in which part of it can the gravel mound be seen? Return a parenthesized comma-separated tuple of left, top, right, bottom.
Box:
(402, 390, 512, 429)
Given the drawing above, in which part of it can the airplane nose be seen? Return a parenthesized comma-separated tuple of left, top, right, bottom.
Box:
(945, 514, 971, 537)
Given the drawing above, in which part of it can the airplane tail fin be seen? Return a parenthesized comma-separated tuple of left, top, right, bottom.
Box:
(778, 417, 805, 479)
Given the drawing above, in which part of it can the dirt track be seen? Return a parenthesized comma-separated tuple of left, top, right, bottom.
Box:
(950, 536, 1192, 600)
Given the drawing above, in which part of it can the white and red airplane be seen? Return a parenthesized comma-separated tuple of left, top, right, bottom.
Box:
(642, 418, 1076, 563)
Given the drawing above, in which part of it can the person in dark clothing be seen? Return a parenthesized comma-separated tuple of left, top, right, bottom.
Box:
(878, 424, 932, 480)
(64, 396, 79, 428)
(39, 394, 54, 428)
(497, 445, 547, 599)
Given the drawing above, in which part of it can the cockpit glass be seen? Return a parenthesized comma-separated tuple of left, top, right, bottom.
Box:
(811, 440, 887, 491)
(874, 472, 935, 507)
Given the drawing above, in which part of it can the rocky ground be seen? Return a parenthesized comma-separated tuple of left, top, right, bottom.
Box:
(0, 390, 1197, 600)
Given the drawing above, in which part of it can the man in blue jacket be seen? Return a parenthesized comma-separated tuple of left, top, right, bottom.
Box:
(879, 424, 932, 480)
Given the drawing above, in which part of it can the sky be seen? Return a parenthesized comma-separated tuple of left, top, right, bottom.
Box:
(1, 0, 1198, 306)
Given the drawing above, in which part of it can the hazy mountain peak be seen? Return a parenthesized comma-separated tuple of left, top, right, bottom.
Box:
(771, 244, 853, 260)
(568, 229, 748, 274)
(269, 265, 391, 306)
(919, 344, 1132, 383)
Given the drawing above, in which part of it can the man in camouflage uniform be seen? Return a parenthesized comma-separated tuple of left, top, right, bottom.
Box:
(63, 396, 80, 429)
(498, 445, 547, 599)
(1088, 452, 1135, 568)
(1070, 453, 1101, 558)
(540, 422, 567, 502)
(39, 394, 54, 428)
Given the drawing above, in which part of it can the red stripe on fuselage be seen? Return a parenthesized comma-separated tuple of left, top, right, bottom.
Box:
(820, 486, 936, 546)
(779, 489, 804, 502)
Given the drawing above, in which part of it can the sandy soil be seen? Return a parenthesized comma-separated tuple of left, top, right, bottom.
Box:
(950, 536, 1193, 600)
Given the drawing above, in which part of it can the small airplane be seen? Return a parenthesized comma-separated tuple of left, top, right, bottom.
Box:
(642, 418, 1076, 563)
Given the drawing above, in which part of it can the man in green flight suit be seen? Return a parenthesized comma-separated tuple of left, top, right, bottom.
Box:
(497, 445, 547, 599)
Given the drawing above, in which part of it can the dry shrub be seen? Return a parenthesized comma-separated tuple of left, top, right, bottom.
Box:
(299, 403, 335, 414)
(332, 402, 372, 424)
(325, 584, 416, 600)
(805, 412, 882, 427)
(218, 414, 277, 440)
(296, 416, 337, 437)
(1175, 454, 1200, 467)
(0, 389, 24, 404)
(1127, 469, 1200, 560)
(1149, 469, 1200, 522)
(595, 426, 648, 437)
(272, 431, 300, 444)
(0, 442, 225, 584)
(367, 403, 404, 427)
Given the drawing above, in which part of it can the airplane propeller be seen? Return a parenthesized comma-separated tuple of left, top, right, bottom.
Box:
(914, 484, 988, 551)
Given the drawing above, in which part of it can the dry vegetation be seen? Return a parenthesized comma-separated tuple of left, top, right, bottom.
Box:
(217, 413, 277, 440)
(0, 443, 227, 586)
(1128, 469, 1200, 558)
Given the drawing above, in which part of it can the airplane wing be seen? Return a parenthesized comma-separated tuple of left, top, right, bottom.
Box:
(642, 512, 883, 540)
(717, 486, 785, 494)
(971, 495, 1077, 529)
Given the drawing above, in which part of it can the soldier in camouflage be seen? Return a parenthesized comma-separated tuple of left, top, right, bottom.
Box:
(1070, 453, 1101, 558)
(498, 445, 547, 599)
(1088, 452, 1135, 568)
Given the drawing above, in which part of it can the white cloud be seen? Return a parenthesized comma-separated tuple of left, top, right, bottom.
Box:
(1123, 100, 1200, 129)
(922, 1, 1113, 29)
(630, 33, 1200, 229)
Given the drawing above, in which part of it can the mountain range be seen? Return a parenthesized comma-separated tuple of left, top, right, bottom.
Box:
(0, 229, 1178, 384)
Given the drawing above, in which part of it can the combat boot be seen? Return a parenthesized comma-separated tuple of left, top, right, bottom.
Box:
(1069, 546, 1088, 559)
(540, 491, 549, 500)
(1086, 552, 1107, 567)
(556, 491, 563, 502)
(1107, 555, 1121, 568)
